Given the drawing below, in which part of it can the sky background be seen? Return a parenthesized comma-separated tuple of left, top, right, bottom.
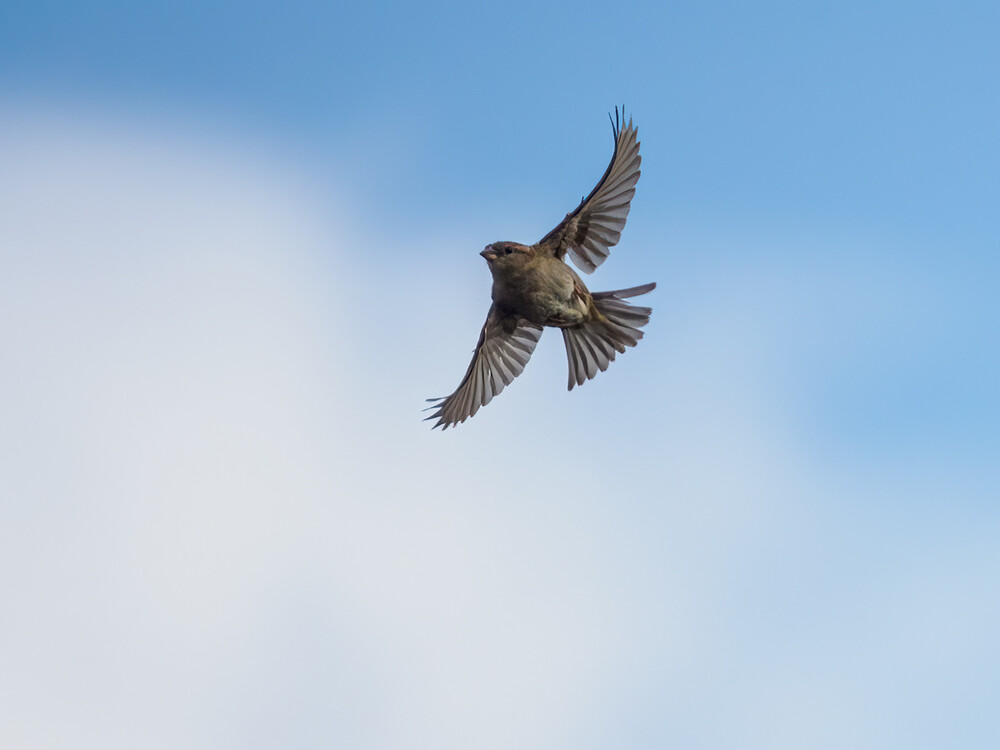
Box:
(1, 1, 998, 748)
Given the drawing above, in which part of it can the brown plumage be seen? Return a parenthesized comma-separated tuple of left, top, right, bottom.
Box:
(426, 108, 655, 430)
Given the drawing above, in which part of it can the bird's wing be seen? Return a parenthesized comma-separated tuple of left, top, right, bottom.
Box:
(425, 307, 544, 430)
(536, 107, 641, 274)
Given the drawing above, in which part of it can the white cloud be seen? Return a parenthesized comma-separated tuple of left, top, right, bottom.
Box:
(0, 106, 996, 750)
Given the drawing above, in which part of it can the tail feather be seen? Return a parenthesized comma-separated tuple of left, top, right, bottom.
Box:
(561, 282, 655, 390)
(592, 282, 656, 300)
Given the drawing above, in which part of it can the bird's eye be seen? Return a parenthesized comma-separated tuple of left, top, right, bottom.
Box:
(504, 247, 512, 255)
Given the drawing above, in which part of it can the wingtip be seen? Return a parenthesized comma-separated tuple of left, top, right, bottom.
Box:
(423, 399, 451, 430)
(423, 413, 449, 430)
(609, 104, 636, 141)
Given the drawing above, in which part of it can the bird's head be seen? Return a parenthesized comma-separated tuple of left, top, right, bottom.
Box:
(481, 242, 533, 269)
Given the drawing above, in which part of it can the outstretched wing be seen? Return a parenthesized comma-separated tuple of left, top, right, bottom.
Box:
(425, 307, 544, 430)
(537, 107, 641, 274)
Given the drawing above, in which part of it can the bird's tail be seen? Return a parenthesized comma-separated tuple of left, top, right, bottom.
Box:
(561, 282, 656, 390)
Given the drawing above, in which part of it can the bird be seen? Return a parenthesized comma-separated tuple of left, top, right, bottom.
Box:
(425, 107, 655, 430)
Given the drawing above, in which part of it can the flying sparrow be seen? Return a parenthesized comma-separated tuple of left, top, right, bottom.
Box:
(426, 108, 655, 429)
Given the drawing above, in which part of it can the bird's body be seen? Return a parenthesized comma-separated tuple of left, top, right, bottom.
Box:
(426, 108, 656, 429)
(487, 243, 588, 328)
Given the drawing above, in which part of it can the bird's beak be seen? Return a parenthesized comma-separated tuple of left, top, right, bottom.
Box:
(480, 245, 498, 263)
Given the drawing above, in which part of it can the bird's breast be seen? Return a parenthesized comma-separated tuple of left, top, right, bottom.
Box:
(491, 259, 586, 326)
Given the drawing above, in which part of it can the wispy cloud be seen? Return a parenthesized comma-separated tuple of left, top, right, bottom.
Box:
(1, 107, 996, 750)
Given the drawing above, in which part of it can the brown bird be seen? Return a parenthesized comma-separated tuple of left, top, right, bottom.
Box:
(426, 107, 655, 429)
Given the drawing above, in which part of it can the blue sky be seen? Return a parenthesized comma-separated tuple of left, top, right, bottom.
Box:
(1, 2, 998, 749)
